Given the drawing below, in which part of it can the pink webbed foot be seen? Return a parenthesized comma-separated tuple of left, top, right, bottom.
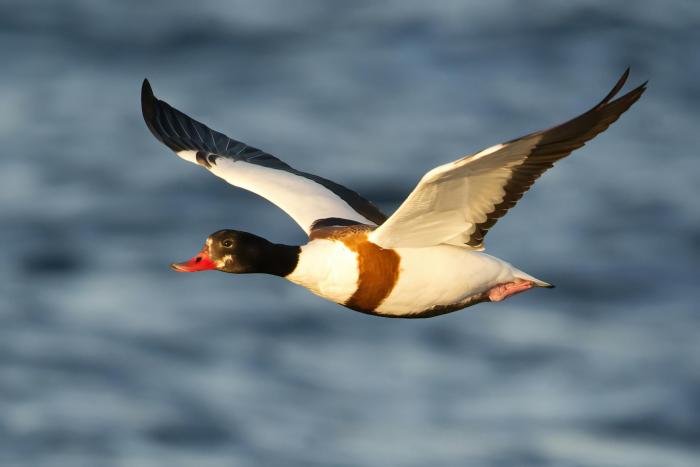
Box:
(487, 280, 534, 302)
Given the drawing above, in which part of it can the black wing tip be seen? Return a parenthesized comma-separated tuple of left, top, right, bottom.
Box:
(140, 78, 185, 151)
(595, 67, 630, 108)
(595, 67, 649, 109)
(606, 76, 648, 116)
(141, 78, 157, 124)
(637, 79, 649, 94)
(140, 79, 184, 152)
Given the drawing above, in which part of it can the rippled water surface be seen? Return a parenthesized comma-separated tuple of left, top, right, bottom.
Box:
(1, 1, 699, 466)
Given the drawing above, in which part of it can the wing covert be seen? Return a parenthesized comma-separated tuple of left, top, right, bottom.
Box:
(141, 80, 387, 234)
(369, 69, 646, 250)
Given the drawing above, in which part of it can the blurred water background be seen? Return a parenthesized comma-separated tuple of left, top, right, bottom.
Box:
(1, 1, 699, 466)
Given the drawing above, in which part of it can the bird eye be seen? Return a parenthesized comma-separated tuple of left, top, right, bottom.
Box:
(222, 240, 233, 248)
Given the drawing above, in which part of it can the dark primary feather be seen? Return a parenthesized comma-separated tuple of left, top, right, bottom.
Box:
(141, 80, 387, 226)
(466, 68, 647, 247)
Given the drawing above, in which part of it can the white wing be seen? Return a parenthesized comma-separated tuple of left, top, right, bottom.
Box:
(369, 69, 647, 250)
(142, 80, 386, 234)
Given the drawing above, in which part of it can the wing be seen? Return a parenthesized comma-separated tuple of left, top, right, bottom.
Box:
(369, 69, 647, 250)
(141, 80, 386, 234)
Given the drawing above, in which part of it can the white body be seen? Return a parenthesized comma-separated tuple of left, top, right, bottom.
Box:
(287, 239, 539, 316)
(377, 246, 530, 316)
(286, 239, 360, 305)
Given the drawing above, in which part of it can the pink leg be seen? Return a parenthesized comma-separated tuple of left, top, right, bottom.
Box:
(488, 280, 534, 302)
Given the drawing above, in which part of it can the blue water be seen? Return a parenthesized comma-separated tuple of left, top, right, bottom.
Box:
(1, 1, 699, 465)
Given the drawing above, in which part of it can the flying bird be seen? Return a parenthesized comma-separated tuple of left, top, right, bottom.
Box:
(142, 69, 645, 318)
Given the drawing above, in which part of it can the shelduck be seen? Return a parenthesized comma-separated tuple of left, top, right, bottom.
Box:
(142, 69, 645, 318)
